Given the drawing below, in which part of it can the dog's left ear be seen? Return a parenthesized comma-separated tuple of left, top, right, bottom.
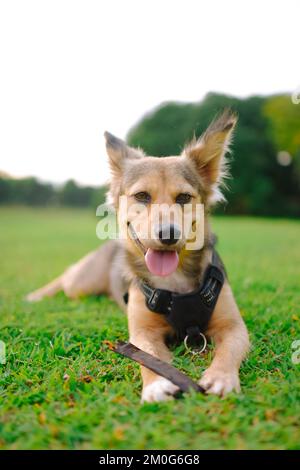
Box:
(184, 110, 237, 201)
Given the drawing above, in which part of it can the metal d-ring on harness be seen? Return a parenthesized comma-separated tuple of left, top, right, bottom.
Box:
(184, 331, 207, 355)
(127, 250, 226, 354)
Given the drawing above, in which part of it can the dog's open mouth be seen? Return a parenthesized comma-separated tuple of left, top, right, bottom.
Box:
(128, 222, 179, 277)
(145, 248, 179, 277)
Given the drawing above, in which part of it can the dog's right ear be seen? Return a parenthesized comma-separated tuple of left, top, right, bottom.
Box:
(104, 132, 143, 178)
(104, 132, 144, 206)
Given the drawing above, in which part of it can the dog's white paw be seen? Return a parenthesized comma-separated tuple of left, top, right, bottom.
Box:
(25, 291, 43, 302)
(199, 368, 240, 397)
(141, 377, 180, 403)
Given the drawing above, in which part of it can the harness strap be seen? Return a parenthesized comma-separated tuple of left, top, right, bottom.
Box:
(137, 249, 225, 341)
(123, 249, 225, 342)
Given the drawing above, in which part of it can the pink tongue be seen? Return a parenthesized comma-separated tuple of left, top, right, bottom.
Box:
(145, 249, 179, 277)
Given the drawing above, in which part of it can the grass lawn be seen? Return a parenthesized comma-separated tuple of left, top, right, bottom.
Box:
(0, 206, 299, 450)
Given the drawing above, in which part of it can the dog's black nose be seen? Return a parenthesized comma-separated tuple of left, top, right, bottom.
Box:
(158, 224, 181, 245)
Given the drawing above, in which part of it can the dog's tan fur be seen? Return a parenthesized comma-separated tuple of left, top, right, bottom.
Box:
(27, 111, 250, 402)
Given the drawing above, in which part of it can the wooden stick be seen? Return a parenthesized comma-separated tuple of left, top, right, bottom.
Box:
(107, 341, 205, 394)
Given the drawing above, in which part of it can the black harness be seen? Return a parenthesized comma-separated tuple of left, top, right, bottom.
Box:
(124, 250, 225, 344)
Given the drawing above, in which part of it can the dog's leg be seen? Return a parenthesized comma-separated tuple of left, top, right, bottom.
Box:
(127, 285, 179, 403)
(26, 276, 63, 302)
(26, 240, 121, 302)
(199, 281, 250, 396)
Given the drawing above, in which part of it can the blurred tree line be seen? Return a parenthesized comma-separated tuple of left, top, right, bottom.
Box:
(128, 93, 300, 217)
(1, 92, 299, 216)
(0, 175, 107, 209)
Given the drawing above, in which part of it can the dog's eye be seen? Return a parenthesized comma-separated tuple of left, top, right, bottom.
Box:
(134, 192, 151, 203)
(176, 193, 192, 204)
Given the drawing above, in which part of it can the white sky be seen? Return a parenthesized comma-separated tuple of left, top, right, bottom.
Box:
(0, 0, 299, 186)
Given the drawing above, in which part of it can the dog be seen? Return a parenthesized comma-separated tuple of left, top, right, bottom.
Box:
(27, 110, 250, 402)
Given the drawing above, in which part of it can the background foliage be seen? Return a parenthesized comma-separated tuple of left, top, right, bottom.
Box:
(128, 93, 300, 217)
(1, 92, 299, 216)
(0, 176, 107, 209)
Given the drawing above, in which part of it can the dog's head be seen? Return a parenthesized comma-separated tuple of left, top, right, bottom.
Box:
(104, 110, 236, 278)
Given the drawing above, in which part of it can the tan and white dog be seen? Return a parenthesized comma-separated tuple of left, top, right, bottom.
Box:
(27, 111, 250, 403)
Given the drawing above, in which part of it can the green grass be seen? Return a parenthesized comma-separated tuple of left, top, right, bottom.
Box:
(0, 206, 300, 450)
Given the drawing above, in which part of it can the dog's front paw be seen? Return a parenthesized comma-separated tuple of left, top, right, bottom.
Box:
(199, 368, 240, 397)
(141, 377, 180, 403)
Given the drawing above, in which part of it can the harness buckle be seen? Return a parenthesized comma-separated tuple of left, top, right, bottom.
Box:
(200, 265, 224, 307)
(146, 287, 172, 313)
(148, 290, 160, 310)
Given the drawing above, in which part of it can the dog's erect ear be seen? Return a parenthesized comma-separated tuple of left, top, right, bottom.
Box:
(104, 132, 144, 177)
(183, 110, 237, 202)
(104, 132, 144, 206)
